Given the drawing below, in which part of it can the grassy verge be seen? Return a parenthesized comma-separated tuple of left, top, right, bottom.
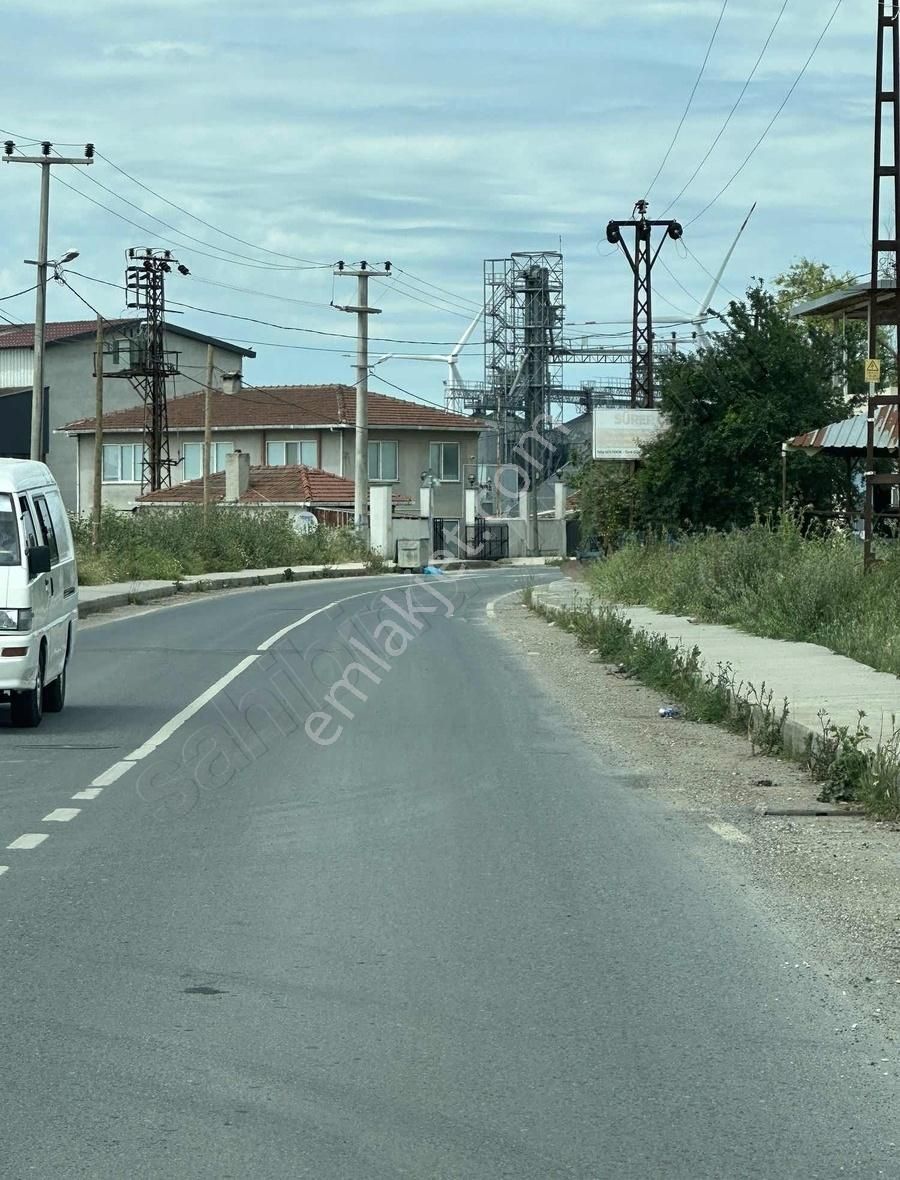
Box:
(587, 516, 900, 677)
(525, 590, 900, 822)
(72, 507, 372, 586)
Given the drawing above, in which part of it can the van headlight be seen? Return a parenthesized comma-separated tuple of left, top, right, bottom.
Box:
(0, 609, 32, 632)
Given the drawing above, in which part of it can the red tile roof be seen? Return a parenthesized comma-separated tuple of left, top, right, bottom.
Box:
(0, 319, 133, 349)
(64, 384, 481, 432)
(0, 319, 255, 357)
(138, 464, 411, 507)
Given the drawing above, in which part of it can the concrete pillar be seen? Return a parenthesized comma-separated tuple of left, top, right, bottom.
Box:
(518, 490, 529, 520)
(369, 485, 392, 557)
(419, 487, 433, 519)
(464, 488, 479, 526)
(554, 481, 567, 520)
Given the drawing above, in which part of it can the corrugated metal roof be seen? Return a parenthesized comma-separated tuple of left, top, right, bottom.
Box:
(785, 407, 899, 454)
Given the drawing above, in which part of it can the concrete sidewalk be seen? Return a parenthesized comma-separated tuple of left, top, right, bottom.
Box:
(533, 580, 900, 755)
(78, 562, 373, 617)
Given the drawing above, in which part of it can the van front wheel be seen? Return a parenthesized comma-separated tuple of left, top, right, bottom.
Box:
(43, 660, 66, 714)
(11, 652, 44, 728)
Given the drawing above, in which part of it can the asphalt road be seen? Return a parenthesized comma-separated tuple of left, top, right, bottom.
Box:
(1, 570, 898, 1179)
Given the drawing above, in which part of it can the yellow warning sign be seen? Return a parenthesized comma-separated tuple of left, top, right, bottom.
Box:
(865, 358, 882, 383)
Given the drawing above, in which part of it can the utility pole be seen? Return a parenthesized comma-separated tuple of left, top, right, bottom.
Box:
(864, 0, 900, 569)
(333, 260, 392, 535)
(203, 343, 214, 523)
(606, 199, 683, 408)
(3, 139, 94, 462)
(92, 316, 103, 549)
(104, 248, 190, 493)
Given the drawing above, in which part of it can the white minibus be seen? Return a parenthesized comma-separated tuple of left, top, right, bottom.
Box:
(0, 460, 77, 727)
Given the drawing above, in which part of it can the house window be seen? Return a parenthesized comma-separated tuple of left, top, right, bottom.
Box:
(428, 442, 460, 482)
(368, 440, 398, 482)
(267, 440, 318, 467)
(102, 443, 142, 483)
(182, 441, 234, 481)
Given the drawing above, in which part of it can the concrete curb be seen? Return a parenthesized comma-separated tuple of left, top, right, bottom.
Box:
(77, 564, 378, 619)
(530, 583, 821, 761)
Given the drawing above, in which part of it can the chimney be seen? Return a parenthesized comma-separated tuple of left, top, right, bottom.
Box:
(221, 371, 242, 394)
(224, 449, 250, 502)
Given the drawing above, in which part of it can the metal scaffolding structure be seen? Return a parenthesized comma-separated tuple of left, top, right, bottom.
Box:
(481, 251, 564, 463)
(102, 248, 188, 493)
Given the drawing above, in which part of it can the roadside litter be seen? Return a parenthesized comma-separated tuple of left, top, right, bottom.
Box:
(658, 706, 681, 719)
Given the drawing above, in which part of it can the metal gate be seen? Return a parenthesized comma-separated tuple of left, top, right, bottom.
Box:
(432, 518, 462, 559)
(465, 519, 509, 561)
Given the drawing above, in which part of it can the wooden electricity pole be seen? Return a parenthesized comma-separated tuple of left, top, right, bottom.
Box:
(92, 316, 103, 550)
(203, 344, 214, 523)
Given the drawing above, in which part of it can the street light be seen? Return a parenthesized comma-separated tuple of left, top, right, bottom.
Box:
(3, 140, 93, 462)
(23, 248, 81, 463)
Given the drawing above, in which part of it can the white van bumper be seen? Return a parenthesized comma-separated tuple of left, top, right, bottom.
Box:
(0, 638, 39, 693)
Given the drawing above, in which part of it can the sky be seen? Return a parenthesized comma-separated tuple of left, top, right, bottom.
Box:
(0, 0, 873, 409)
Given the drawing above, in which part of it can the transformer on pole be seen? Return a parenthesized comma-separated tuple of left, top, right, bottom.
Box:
(103, 248, 189, 494)
(606, 199, 683, 408)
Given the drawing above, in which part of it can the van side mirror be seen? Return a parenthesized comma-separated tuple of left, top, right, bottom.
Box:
(28, 545, 51, 579)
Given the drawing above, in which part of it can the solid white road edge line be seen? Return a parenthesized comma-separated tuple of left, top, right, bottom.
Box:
(43, 808, 81, 822)
(6, 834, 49, 850)
(486, 586, 530, 618)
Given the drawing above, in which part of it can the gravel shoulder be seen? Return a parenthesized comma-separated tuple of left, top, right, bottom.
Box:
(492, 592, 900, 1041)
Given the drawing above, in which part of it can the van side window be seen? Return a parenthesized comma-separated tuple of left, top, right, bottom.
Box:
(19, 496, 39, 550)
(43, 488, 73, 561)
(32, 495, 59, 564)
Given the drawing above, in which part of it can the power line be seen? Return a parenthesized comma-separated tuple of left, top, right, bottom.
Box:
(56, 271, 476, 358)
(646, 0, 730, 197)
(377, 274, 478, 320)
(0, 283, 39, 301)
(66, 156, 324, 272)
(65, 269, 483, 347)
(660, 0, 790, 215)
(50, 172, 329, 273)
(393, 268, 481, 310)
(686, 0, 844, 228)
(96, 151, 325, 267)
(658, 259, 703, 310)
(680, 241, 742, 302)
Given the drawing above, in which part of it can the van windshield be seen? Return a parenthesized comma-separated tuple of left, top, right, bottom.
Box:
(0, 494, 21, 566)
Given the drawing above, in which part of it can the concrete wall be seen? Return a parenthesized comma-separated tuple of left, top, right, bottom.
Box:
(47, 328, 248, 510)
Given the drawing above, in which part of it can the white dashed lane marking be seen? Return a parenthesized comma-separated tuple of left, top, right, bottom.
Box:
(0, 866, 8, 876)
(72, 788, 103, 800)
(7, 834, 49, 850)
(91, 761, 135, 788)
(42, 809, 81, 823)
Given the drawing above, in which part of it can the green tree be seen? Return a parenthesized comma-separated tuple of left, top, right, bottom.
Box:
(572, 460, 639, 554)
(636, 285, 851, 531)
(772, 258, 855, 314)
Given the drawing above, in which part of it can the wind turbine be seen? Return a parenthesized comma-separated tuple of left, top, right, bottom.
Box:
(654, 202, 757, 344)
(371, 307, 482, 412)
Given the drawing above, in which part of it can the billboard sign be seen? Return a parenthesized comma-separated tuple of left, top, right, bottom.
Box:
(592, 408, 664, 460)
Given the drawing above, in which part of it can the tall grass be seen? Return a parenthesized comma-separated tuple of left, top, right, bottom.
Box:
(72, 507, 369, 585)
(589, 515, 900, 676)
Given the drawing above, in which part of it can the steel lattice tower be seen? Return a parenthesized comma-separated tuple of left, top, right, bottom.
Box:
(105, 248, 188, 493)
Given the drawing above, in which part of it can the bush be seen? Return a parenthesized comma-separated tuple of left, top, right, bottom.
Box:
(72, 506, 371, 584)
(589, 515, 900, 676)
